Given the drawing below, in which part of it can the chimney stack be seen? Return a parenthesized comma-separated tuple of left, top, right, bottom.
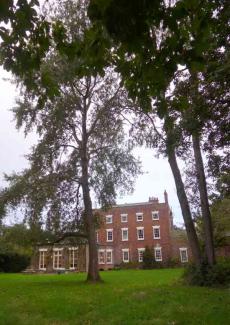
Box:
(149, 196, 158, 203)
(164, 190, 168, 204)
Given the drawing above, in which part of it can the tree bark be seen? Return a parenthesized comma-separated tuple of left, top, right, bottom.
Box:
(168, 150, 202, 265)
(81, 104, 101, 282)
(81, 168, 101, 282)
(192, 133, 216, 265)
(163, 111, 202, 266)
(167, 146, 202, 266)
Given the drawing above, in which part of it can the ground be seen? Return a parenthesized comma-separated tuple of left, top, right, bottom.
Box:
(0, 269, 229, 325)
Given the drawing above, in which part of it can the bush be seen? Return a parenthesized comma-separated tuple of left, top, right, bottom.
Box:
(183, 260, 230, 287)
(164, 258, 181, 268)
(143, 246, 154, 269)
(119, 262, 140, 269)
(0, 253, 30, 273)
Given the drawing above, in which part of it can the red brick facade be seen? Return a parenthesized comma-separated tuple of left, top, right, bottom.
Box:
(31, 192, 191, 273)
(96, 191, 190, 269)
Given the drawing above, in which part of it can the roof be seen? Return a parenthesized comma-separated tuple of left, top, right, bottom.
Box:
(112, 201, 165, 208)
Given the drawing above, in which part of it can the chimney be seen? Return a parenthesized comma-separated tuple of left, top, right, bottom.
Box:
(149, 196, 159, 203)
(164, 190, 168, 204)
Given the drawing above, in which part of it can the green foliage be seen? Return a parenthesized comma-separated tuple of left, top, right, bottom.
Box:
(211, 198, 230, 248)
(142, 246, 154, 269)
(165, 258, 181, 268)
(0, 252, 30, 273)
(0, 0, 51, 92)
(0, 1, 141, 235)
(88, 0, 227, 108)
(195, 196, 230, 249)
(118, 262, 140, 270)
(183, 260, 230, 287)
(0, 223, 55, 256)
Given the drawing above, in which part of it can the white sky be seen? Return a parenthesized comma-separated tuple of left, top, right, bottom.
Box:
(0, 67, 184, 226)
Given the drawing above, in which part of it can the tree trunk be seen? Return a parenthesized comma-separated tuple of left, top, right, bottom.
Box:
(192, 133, 215, 265)
(81, 169, 101, 282)
(167, 146, 202, 266)
(163, 112, 202, 266)
(81, 105, 101, 283)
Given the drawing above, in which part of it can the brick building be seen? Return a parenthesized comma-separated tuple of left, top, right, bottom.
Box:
(96, 191, 190, 269)
(31, 236, 89, 273)
(31, 191, 190, 273)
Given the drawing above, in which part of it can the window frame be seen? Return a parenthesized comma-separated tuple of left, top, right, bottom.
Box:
(138, 248, 145, 262)
(53, 248, 64, 270)
(68, 247, 78, 270)
(121, 214, 128, 223)
(106, 249, 113, 264)
(105, 215, 113, 224)
(122, 249, 129, 263)
(95, 231, 99, 243)
(137, 226, 144, 240)
(136, 212, 143, 222)
(98, 249, 105, 264)
(39, 248, 47, 270)
(154, 247, 162, 262)
(121, 227, 129, 241)
(179, 248, 188, 263)
(153, 226, 161, 239)
(152, 210, 159, 220)
(106, 229, 113, 242)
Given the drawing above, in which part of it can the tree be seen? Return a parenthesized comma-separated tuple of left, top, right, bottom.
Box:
(126, 92, 202, 266)
(172, 42, 230, 264)
(0, 0, 51, 90)
(0, 222, 54, 255)
(142, 246, 154, 269)
(1, 0, 228, 271)
(211, 198, 230, 249)
(88, 0, 229, 267)
(168, 72, 216, 265)
(0, 0, 140, 282)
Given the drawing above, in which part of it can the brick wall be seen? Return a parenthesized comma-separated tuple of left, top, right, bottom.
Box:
(97, 193, 176, 269)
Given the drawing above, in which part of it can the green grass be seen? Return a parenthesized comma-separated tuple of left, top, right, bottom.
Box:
(0, 269, 229, 325)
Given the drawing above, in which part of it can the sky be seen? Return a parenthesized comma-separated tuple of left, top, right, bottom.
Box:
(0, 67, 184, 226)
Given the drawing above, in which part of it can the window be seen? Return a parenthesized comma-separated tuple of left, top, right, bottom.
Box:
(154, 247, 162, 261)
(136, 212, 143, 222)
(121, 214, 128, 223)
(106, 215, 113, 224)
(95, 231, 99, 243)
(138, 248, 145, 262)
(106, 229, 113, 242)
(98, 250, 105, 264)
(106, 250, 113, 264)
(137, 227, 144, 240)
(121, 228, 128, 241)
(152, 211, 159, 220)
(153, 226, 161, 239)
(122, 249, 129, 263)
(39, 249, 47, 270)
(179, 248, 188, 263)
(53, 248, 63, 269)
(69, 247, 78, 269)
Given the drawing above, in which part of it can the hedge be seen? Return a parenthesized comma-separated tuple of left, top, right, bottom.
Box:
(0, 253, 30, 273)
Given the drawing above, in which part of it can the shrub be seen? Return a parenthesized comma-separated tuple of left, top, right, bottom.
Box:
(0, 252, 30, 273)
(119, 262, 140, 269)
(165, 258, 181, 268)
(143, 246, 154, 269)
(183, 260, 230, 287)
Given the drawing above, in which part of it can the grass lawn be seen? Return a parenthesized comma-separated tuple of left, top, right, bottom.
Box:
(0, 269, 229, 325)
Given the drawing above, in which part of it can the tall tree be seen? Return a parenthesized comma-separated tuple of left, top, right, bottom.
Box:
(0, 1, 140, 282)
(88, 0, 229, 266)
(126, 93, 202, 265)
(1, 0, 228, 269)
